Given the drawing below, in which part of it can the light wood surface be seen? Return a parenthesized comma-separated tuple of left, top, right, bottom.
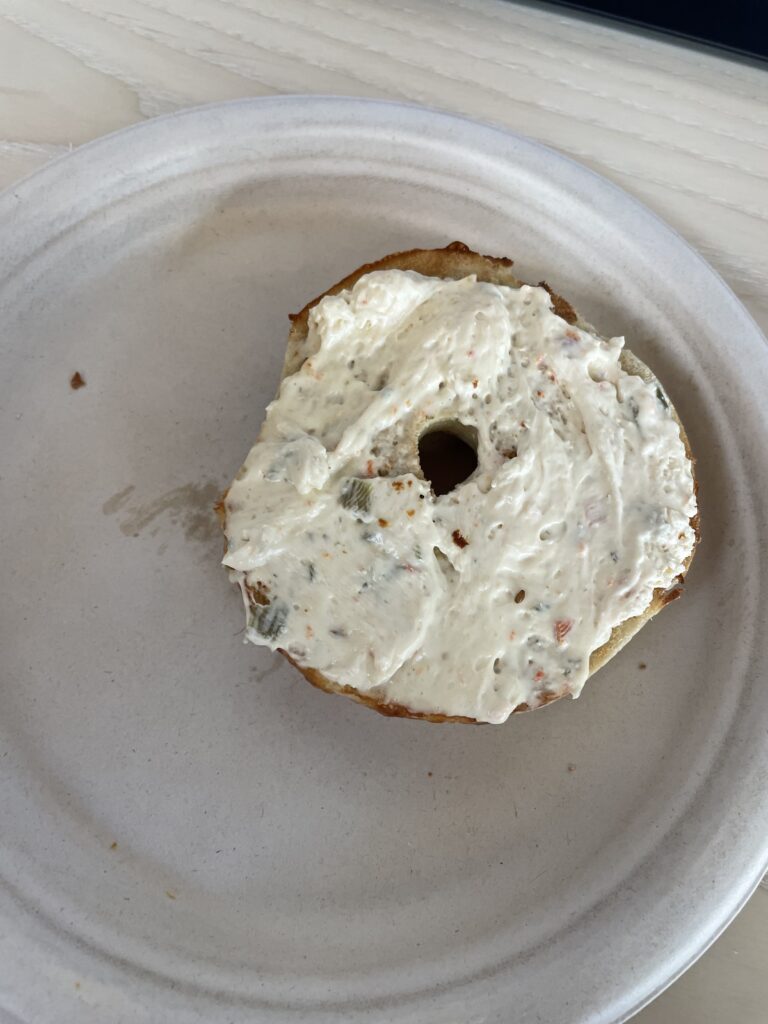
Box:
(0, 1, 765, 1019)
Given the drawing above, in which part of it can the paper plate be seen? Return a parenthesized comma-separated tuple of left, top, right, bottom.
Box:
(1, 97, 766, 1024)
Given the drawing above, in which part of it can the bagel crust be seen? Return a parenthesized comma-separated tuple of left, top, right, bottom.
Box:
(219, 241, 700, 720)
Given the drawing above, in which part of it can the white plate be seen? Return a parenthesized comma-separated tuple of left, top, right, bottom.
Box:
(0, 97, 767, 1024)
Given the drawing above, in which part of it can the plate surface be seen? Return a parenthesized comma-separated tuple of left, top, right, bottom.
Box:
(0, 96, 767, 1024)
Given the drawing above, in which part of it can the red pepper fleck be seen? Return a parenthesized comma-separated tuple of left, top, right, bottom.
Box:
(70, 371, 86, 390)
(392, 480, 404, 491)
(534, 669, 545, 683)
(378, 518, 390, 528)
(406, 509, 415, 517)
(554, 619, 573, 644)
(452, 529, 469, 548)
(365, 459, 375, 477)
(407, 479, 413, 487)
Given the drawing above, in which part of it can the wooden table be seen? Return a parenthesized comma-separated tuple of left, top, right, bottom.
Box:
(0, 1, 765, 1019)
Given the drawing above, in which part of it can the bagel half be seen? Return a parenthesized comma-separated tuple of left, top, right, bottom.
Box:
(222, 242, 699, 723)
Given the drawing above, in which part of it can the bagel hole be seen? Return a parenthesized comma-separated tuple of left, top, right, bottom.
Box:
(418, 422, 478, 496)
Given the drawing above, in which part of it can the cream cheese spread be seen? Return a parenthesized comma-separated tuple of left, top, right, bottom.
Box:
(223, 270, 697, 723)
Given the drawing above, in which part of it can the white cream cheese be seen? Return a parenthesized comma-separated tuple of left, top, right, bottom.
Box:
(223, 270, 697, 723)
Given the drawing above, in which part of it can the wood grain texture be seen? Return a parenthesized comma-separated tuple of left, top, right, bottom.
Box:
(0, 0, 765, 1019)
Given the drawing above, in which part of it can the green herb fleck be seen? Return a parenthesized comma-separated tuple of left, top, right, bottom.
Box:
(305, 561, 316, 581)
(251, 600, 289, 640)
(339, 478, 372, 514)
(655, 385, 669, 410)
